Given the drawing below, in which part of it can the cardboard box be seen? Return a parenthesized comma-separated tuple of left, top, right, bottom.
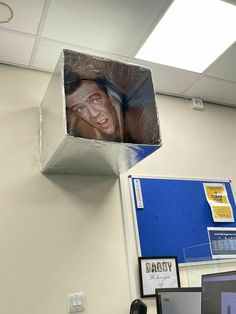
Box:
(40, 49, 162, 175)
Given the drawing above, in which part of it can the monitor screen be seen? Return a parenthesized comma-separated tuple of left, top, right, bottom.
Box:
(156, 287, 201, 314)
(202, 271, 236, 314)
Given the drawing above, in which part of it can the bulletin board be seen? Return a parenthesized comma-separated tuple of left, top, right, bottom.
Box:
(129, 176, 236, 264)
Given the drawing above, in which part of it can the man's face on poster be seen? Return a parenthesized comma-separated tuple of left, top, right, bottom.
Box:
(66, 80, 120, 140)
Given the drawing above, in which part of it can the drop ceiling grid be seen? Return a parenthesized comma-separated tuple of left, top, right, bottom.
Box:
(0, 0, 235, 107)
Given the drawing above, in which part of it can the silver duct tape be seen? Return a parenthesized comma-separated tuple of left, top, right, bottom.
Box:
(41, 137, 160, 176)
(40, 49, 162, 176)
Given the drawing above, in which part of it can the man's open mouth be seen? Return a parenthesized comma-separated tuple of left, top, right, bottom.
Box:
(97, 118, 110, 128)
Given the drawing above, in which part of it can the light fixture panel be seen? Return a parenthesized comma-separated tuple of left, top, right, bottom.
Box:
(136, 0, 236, 73)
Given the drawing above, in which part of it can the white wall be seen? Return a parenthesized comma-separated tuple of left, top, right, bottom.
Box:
(0, 64, 130, 314)
(0, 64, 236, 314)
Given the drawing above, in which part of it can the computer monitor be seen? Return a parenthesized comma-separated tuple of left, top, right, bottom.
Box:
(156, 287, 201, 314)
(202, 270, 236, 314)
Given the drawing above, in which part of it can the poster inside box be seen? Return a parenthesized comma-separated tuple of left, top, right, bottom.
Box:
(64, 50, 161, 145)
(40, 49, 162, 175)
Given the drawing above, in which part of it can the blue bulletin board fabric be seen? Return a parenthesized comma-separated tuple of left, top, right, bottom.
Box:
(130, 176, 236, 264)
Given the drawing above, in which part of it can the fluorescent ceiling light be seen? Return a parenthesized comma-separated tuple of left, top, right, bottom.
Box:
(136, 0, 236, 73)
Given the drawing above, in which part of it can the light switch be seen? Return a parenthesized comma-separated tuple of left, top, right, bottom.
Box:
(68, 292, 85, 312)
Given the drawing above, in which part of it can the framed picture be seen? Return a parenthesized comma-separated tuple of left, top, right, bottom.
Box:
(138, 256, 180, 298)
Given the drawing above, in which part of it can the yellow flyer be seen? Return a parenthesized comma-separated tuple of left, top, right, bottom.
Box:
(203, 183, 234, 222)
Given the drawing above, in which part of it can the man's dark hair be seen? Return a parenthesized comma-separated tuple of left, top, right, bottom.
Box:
(64, 67, 108, 96)
(64, 67, 126, 105)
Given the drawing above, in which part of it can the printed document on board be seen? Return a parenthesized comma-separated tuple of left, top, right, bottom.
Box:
(203, 183, 234, 222)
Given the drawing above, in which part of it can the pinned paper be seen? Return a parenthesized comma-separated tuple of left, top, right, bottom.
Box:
(203, 183, 234, 222)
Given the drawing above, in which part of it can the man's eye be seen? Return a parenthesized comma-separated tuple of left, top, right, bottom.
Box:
(92, 97, 102, 104)
(76, 106, 85, 113)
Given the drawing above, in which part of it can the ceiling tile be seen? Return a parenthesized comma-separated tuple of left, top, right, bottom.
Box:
(183, 76, 236, 106)
(0, 0, 45, 35)
(126, 58, 200, 94)
(41, 0, 173, 57)
(204, 42, 236, 82)
(32, 39, 79, 72)
(0, 30, 35, 65)
(32, 38, 130, 72)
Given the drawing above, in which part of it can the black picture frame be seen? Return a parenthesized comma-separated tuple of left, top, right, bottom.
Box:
(138, 256, 180, 298)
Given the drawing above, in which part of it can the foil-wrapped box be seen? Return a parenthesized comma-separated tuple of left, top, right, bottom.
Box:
(40, 49, 162, 175)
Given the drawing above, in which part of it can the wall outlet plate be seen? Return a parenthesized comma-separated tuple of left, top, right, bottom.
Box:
(68, 292, 85, 313)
